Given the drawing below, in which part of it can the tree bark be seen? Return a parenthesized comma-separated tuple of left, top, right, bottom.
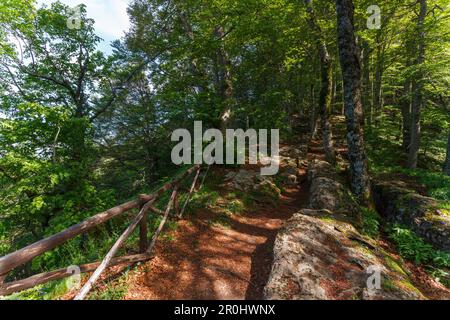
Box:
(401, 36, 414, 154)
(335, 0, 371, 204)
(407, 0, 427, 169)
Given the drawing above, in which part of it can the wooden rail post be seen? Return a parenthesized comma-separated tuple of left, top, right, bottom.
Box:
(147, 186, 178, 253)
(179, 167, 201, 219)
(74, 199, 155, 300)
(138, 195, 148, 253)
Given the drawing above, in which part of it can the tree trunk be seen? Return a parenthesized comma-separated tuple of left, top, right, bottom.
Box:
(335, 0, 371, 204)
(444, 132, 450, 176)
(305, 0, 336, 163)
(407, 0, 427, 169)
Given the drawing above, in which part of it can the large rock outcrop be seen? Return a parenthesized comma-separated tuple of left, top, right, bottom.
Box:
(265, 159, 428, 300)
(221, 145, 307, 203)
(373, 180, 450, 252)
(308, 160, 361, 220)
(264, 211, 424, 300)
(222, 170, 281, 204)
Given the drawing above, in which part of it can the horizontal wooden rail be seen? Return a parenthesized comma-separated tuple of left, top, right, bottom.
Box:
(0, 165, 200, 278)
(74, 199, 155, 300)
(0, 200, 140, 277)
(138, 165, 201, 203)
(0, 253, 153, 296)
(0, 165, 201, 296)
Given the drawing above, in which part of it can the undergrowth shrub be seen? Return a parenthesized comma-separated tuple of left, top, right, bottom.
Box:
(387, 224, 450, 269)
(360, 208, 381, 238)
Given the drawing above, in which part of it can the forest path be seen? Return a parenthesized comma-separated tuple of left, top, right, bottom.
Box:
(124, 140, 316, 300)
(125, 176, 309, 300)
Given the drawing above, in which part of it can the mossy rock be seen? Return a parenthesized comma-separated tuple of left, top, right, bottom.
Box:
(265, 212, 426, 300)
(373, 180, 450, 252)
(384, 256, 408, 277)
(251, 180, 281, 205)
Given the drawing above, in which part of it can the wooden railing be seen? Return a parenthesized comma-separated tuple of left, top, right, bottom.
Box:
(0, 165, 203, 299)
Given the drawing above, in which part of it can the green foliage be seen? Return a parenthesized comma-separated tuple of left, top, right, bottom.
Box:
(208, 212, 232, 229)
(226, 191, 254, 209)
(188, 187, 220, 213)
(2, 276, 78, 300)
(399, 169, 450, 203)
(88, 270, 130, 300)
(387, 224, 450, 268)
(225, 199, 246, 215)
(429, 268, 450, 288)
(387, 224, 450, 288)
(360, 207, 381, 238)
(0, 0, 449, 299)
(0, 102, 116, 275)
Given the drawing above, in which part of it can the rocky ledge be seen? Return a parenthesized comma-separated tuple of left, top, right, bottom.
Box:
(373, 180, 450, 252)
(264, 159, 429, 300)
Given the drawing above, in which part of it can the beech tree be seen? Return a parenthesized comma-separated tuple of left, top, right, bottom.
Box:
(304, 0, 336, 164)
(335, 0, 371, 203)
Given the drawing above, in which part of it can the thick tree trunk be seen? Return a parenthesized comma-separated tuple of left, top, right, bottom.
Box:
(335, 0, 371, 204)
(444, 132, 450, 176)
(407, 0, 427, 169)
(305, 0, 336, 163)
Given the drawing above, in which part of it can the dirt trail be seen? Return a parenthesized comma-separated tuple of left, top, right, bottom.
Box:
(125, 170, 309, 300)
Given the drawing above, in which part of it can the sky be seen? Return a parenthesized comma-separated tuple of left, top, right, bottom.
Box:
(37, 0, 131, 54)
